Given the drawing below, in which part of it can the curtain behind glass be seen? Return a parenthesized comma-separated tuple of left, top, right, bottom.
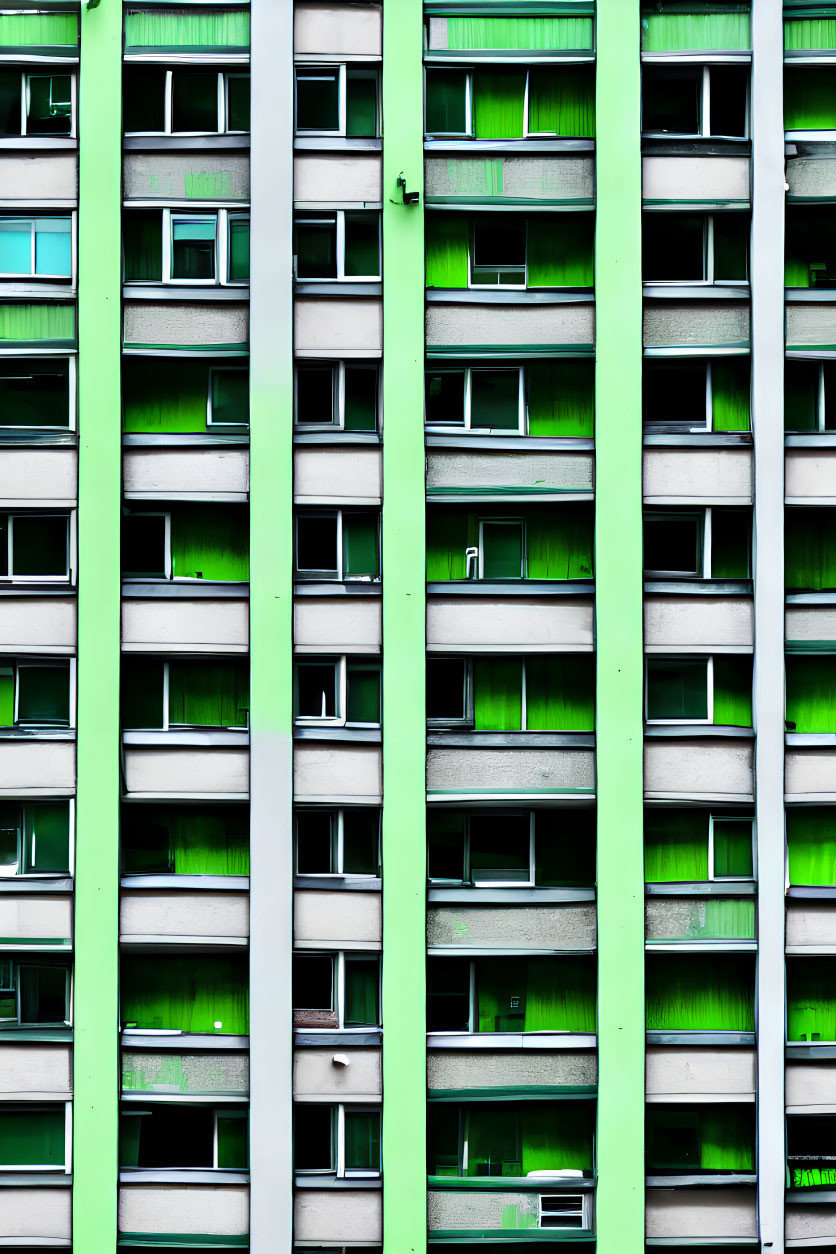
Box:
(121, 954, 249, 1034)
(527, 215, 594, 287)
(425, 214, 469, 289)
(171, 505, 249, 581)
(527, 505, 594, 580)
(786, 656, 836, 733)
(528, 66, 595, 137)
(472, 69, 525, 139)
(787, 807, 836, 886)
(527, 359, 594, 437)
(646, 954, 754, 1031)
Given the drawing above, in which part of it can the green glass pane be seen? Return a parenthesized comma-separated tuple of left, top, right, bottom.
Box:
(786, 18, 836, 52)
(346, 72, 377, 137)
(344, 959, 379, 1026)
(471, 370, 519, 430)
(647, 659, 708, 720)
(785, 361, 819, 432)
(645, 809, 709, 882)
(528, 66, 595, 137)
(172, 217, 216, 281)
(474, 657, 522, 731)
(0, 1108, 64, 1167)
(124, 211, 163, 282)
(788, 807, 836, 887)
(171, 69, 218, 132)
(527, 214, 594, 288)
(121, 954, 249, 1034)
(345, 1111, 380, 1171)
(344, 214, 379, 278)
(296, 220, 336, 279)
(426, 70, 467, 134)
(786, 509, 836, 591)
(0, 14, 77, 46)
(343, 809, 379, 875)
(425, 214, 469, 289)
(0, 304, 74, 344)
(0, 671, 13, 727)
(211, 368, 249, 427)
(344, 367, 378, 431)
(171, 504, 249, 581)
(785, 67, 836, 129)
(217, 1113, 248, 1168)
(786, 656, 836, 733)
(168, 662, 249, 729)
(712, 358, 750, 431)
(122, 660, 165, 730)
(426, 507, 470, 581)
(296, 69, 338, 130)
(641, 12, 751, 53)
(25, 802, 70, 873)
(527, 359, 594, 437)
(123, 358, 210, 434)
(123, 67, 166, 132)
(526, 654, 595, 731)
(788, 958, 836, 1041)
(343, 514, 379, 578)
(122, 805, 248, 876)
(227, 75, 250, 131)
(12, 515, 66, 577)
(482, 523, 522, 579)
(0, 72, 21, 136)
(711, 508, 750, 578)
(713, 215, 748, 281)
(534, 809, 596, 888)
(713, 655, 753, 728)
(476, 956, 596, 1033)
(472, 69, 525, 139)
(346, 664, 380, 725)
(228, 218, 249, 282)
(646, 954, 755, 1031)
(17, 666, 69, 725)
(526, 504, 594, 580)
(19, 964, 67, 1023)
(713, 820, 753, 877)
(124, 10, 250, 51)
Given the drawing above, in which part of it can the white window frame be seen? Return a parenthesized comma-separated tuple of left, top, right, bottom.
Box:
(151, 209, 248, 287)
(294, 64, 379, 139)
(294, 210, 381, 283)
(294, 807, 380, 879)
(294, 361, 380, 432)
(10, 659, 75, 730)
(206, 365, 249, 429)
(0, 959, 71, 1027)
(124, 69, 249, 137)
(708, 813, 756, 883)
(0, 511, 72, 584)
(224, 73, 249, 134)
(641, 65, 749, 140)
(423, 67, 473, 137)
(427, 812, 535, 887)
(338, 1103, 381, 1178)
(477, 518, 526, 580)
(0, 354, 77, 433)
(0, 798, 75, 880)
(645, 214, 747, 288)
(644, 509, 708, 579)
(644, 359, 721, 433)
(21, 71, 77, 139)
(0, 1101, 71, 1173)
(128, 661, 247, 733)
(295, 509, 380, 583)
(122, 511, 172, 581)
(539, 1192, 591, 1231)
(468, 220, 527, 290)
(212, 1109, 247, 1170)
(426, 657, 473, 728)
(791, 361, 836, 433)
(425, 366, 526, 434)
(0, 213, 74, 282)
(294, 950, 380, 1029)
(293, 656, 381, 729)
(645, 655, 713, 726)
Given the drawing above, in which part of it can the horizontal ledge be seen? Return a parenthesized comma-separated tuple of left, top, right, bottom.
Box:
(120, 875, 249, 891)
(294, 281, 380, 297)
(293, 1173, 380, 1190)
(427, 580, 592, 596)
(294, 137, 382, 153)
(0, 877, 72, 893)
(427, 1175, 595, 1191)
(643, 431, 752, 446)
(787, 592, 836, 604)
(428, 887, 594, 904)
(121, 581, 248, 599)
(293, 582, 380, 597)
(425, 138, 593, 154)
(122, 731, 248, 747)
(427, 732, 594, 747)
(645, 725, 754, 738)
(646, 1174, 756, 1188)
(426, 434, 593, 451)
(429, 946, 595, 958)
(294, 875, 380, 892)
(641, 51, 751, 63)
(427, 288, 593, 304)
(646, 1032, 755, 1046)
(786, 1043, 836, 1059)
(124, 135, 250, 151)
(646, 941, 757, 953)
(787, 885, 836, 899)
(424, 52, 595, 64)
(123, 285, 248, 302)
(646, 882, 755, 897)
(121, 1031, 248, 1050)
(293, 727, 381, 744)
(122, 432, 248, 446)
(295, 1029, 382, 1047)
(787, 734, 836, 746)
(643, 284, 749, 300)
(293, 431, 379, 445)
(643, 581, 751, 596)
(119, 1170, 247, 1185)
(427, 1032, 596, 1051)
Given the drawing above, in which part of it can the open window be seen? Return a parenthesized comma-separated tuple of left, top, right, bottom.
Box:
(121, 954, 248, 1035)
(295, 807, 380, 878)
(425, 359, 595, 438)
(0, 215, 72, 280)
(293, 657, 381, 729)
(427, 655, 595, 732)
(643, 357, 750, 433)
(294, 1104, 381, 1177)
(292, 951, 380, 1029)
(121, 505, 249, 582)
(121, 803, 248, 877)
(0, 800, 72, 878)
(0, 71, 74, 137)
(0, 513, 70, 582)
(0, 1104, 68, 1172)
(645, 808, 755, 884)
(295, 510, 380, 582)
(646, 953, 755, 1033)
(120, 1104, 248, 1171)
(294, 361, 379, 431)
(424, 66, 595, 140)
(0, 661, 71, 730)
(294, 212, 381, 281)
(642, 212, 749, 284)
(123, 67, 249, 134)
(0, 958, 70, 1027)
(295, 65, 379, 137)
(122, 358, 249, 433)
(786, 361, 836, 433)
(427, 807, 595, 889)
(645, 655, 753, 727)
(121, 659, 249, 732)
(426, 213, 594, 291)
(427, 955, 596, 1034)
(427, 1099, 595, 1180)
(123, 210, 249, 285)
(642, 65, 748, 138)
(788, 1114, 836, 1189)
(643, 507, 750, 579)
(646, 1105, 754, 1176)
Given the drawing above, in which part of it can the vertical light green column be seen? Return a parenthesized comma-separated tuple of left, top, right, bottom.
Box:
(594, 1, 645, 1250)
(381, 1, 426, 1250)
(74, 0, 123, 1246)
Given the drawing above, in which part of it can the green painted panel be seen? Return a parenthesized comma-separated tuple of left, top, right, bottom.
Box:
(785, 18, 836, 50)
(785, 68, 836, 128)
(787, 807, 836, 886)
(641, 10, 751, 51)
(0, 14, 77, 46)
(0, 303, 75, 344)
(445, 16, 594, 50)
(124, 9, 250, 51)
(426, 213, 469, 288)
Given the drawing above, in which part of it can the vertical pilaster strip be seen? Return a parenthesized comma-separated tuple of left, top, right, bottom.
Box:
(752, 4, 786, 1250)
(249, 0, 294, 1249)
(594, 2, 645, 1250)
(381, 1, 426, 1250)
(74, 0, 123, 1246)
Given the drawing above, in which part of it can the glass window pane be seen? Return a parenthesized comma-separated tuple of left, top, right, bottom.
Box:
(710, 66, 747, 137)
(643, 362, 706, 427)
(211, 369, 248, 426)
(344, 1111, 380, 1172)
(0, 71, 21, 136)
(426, 370, 465, 426)
(228, 217, 249, 282)
(296, 663, 338, 719)
(343, 513, 379, 579)
(295, 219, 336, 279)
(227, 75, 250, 131)
(122, 659, 165, 730)
(294, 1105, 333, 1171)
(122, 515, 166, 579)
(171, 69, 218, 132)
(647, 659, 708, 721)
(293, 954, 333, 1010)
(344, 367, 378, 431)
(643, 214, 704, 281)
(644, 515, 701, 576)
(824, 363, 836, 431)
(346, 664, 380, 725)
(19, 964, 66, 1023)
(713, 819, 754, 877)
(123, 67, 165, 132)
(0, 220, 31, 275)
(217, 1113, 248, 1169)
(296, 366, 335, 425)
(471, 370, 519, 430)
(344, 958, 379, 1026)
(427, 811, 466, 882)
(427, 957, 471, 1031)
(643, 69, 700, 133)
(426, 70, 467, 133)
(17, 667, 69, 726)
(296, 514, 338, 575)
(27, 74, 71, 136)
(470, 813, 530, 883)
(0, 1108, 64, 1167)
(343, 809, 380, 875)
(0, 359, 69, 430)
(344, 214, 380, 278)
(172, 217, 216, 281)
(296, 810, 334, 874)
(12, 516, 67, 577)
(714, 214, 749, 281)
(427, 658, 467, 721)
(34, 218, 71, 277)
(296, 70, 339, 131)
(481, 522, 523, 579)
(124, 211, 163, 282)
(346, 71, 377, 136)
(0, 803, 21, 875)
(711, 508, 751, 578)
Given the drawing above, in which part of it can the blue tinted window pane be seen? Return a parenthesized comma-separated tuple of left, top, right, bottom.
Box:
(34, 219, 71, 276)
(0, 221, 31, 274)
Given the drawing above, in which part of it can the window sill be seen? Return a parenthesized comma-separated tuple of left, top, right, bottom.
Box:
(646, 1174, 757, 1188)
(786, 733, 836, 747)
(426, 288, 593, 305)
(0, 1025, 71, 1042)
(424, 137, 594, 156)
(646, 882, 756, 897)
(122, 730, 248, 747)
(293, 581, 381, 597)
(294, 875, 381, 893)
(0, 430, 76, 447)
(426, 434, 593, 452)
(0, 582, 76, 597)
(646, 940, 757, 954)
(0, 280, 75, 299)
(0, 727, 75, 741)
(426, 731, 594, 749)
(293, 726, 381, 744)
(787, 885, 836, 900)
(428, 487, 593, 503)
(119, 1169, 248, 1186)
(0, 137, 77, 152)
(294, 281, 381, 298)
(121, 1029, 248, 1050)
(0, 877, 73, 893)
(787, 591, 836, 604)
(428, 886, 595, 905)
(786, 433, 836, 448)
(427, 1030, 596, 1051)
(423, 49, 595, 65)
(644, 725, 754, 739)
(786, 1042, 836, 1060)
(642, 137, 751, 158)
(294, 430, 380, 446)
(294, 1174, 381, 1190)
(120, 933, 247, 950)
(121, 580, 249, 599)
(122, 432, 249, 447)
(644, 580, 752, 596)
(123, 285, 248, 302)
(0, 1171, 72, 1188)
(786, 288, 836, 302)
(640, 50, 752, 64)
(646, 1031, 755, 1046)
(643, 430, 752, 446)
(427, 579, 593, 597)
(294, 1027, 382, 1048)
(642, 283, 749, 301)
(784, 50, 836, 64)
(427, 1175, 595, 1191)
(786, 1187, 836, 1203)
(121, 874, 249, 891)
(124, 134, 250, 152)
(294, 137, 382, 154)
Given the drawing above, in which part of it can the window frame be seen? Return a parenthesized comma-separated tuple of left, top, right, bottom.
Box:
(0, 213, 75, 283)
(21, 71, 76, 139)
(294, 63, 380, 139)
(645, 655, 713, 726)
(428, 659, 587, 732)
(468, 220, 527, 290)
(426, 657, 473, 729)
(423, 67, 593, 141)
(206, 365, 249, 429)
(643, 359, 731, 434)
(5, 659, 74, 731)
(124, 210, 248, 288)
(294, 509, 380, 583)
(294, 806, 381, 879)
(0, 511, 73, 585)
(428, 809, 537, 887)
(708, 813, 756, 883)
(787, 361, 836, 434)
(123, 661, 248, 733)
(293, 949, 381, 1030)
(121, 510, 172, 581)
(293, 361, 380, 432)
(643, 213, 748, 287)
(124, 69, 250, 137)
(0, 959, 71, 1027)
(0, 799, 74, 880)
(477, 517, 526, 580)
(339, 1103, 381, 1178)
(293, 656, 382, 729)
(0, 354, 76, 434)
(294, 210, 382, 283)
(424, 366, 526, 435)
(641, 64, 750, 141)
(122, 1106, 247, 1172)
(0, 1101, 71, 1173)
(643, 508, 707, 579)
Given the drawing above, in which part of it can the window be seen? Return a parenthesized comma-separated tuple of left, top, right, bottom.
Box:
(295, 510, 380, 582)
(0, 959, 70, 1026)
(427, 505, 594, 582)
(295, 65, 379, 137)
(425, 367, 524, 433)
(427, 1100, 594, 1179)
(642, 65, 748, 138)
(120, 1105, 248, 1170)
(471, 219, 527, 287)
(123, 210, 249, 285)
(427, 955, 596, 1034)
(785, 67, 836, 133)
(293, 658, 381, 728)
(643, 358, 750, 433)
(0, 358, 73, 430)
(122, 358, 249, 434)
(426, 655, 595, 732)
(121, 659, 249, 731)
(121, 505, 249, 583)
(121, 954, 248, 1035)
(646, 953, 755, 1033)
(786, 655, 836, 734)
(208, 368, 248, 427)
(788, 958, 836, 1043)
(426, 212, 594, 291)
(786, 208, 836, 289)
(294, 362, 379, 431)
(643, 508, 750, 579)
(427, 807, 596, 889)
(0, 1105, 68, 1171)
(539, 1194, 590, 1231)
(295, 807, 380, 877)
(0, 71, 74, 137)
(294, 212, 381, 281)
(0, 800, 72, 877)
(0, 513, 70, 582)
(646, 657, 709, 722)
(645, 809, 755, 883)
(0, 662, 71, 729)
(424, 66, 595, 140)
(788, 1114, 836, 1189)
(292, 952, 380, 1028)
(646, 1105, 754, 1175)
(787, 806, 836, 889)
(123, 68, 249, 134)
(785, 360, 836, 433)
(642, 212, 749, 284)
(121, 803, 248, 877)
(0, 216, 72, 279)
(294, 1104, 381, 1177)
(786, 508, 836, 593)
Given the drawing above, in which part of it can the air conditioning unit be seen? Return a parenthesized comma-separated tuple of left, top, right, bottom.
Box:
(539, 1193, 591, 1231)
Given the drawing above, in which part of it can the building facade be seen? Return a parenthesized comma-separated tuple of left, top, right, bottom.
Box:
(0, 0, 831, 1250)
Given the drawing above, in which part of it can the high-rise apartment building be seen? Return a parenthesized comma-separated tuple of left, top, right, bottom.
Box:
(0, 0, 833, 1250)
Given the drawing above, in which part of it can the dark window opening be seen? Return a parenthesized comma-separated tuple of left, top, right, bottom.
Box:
(427, 658, 468, 722)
